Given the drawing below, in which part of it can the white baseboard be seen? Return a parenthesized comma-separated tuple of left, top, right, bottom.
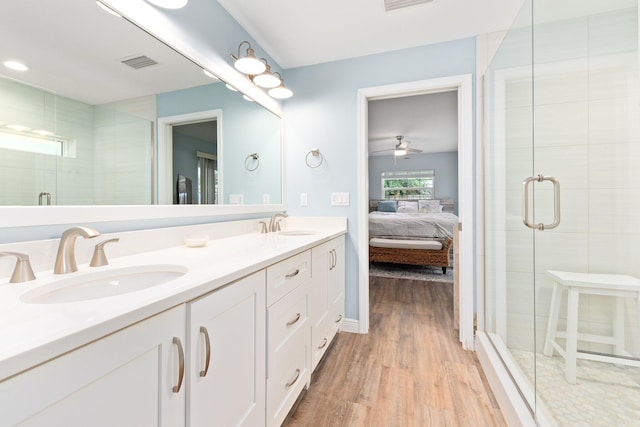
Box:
(341, 318, 361, 334)
(475, 332, 537, 427)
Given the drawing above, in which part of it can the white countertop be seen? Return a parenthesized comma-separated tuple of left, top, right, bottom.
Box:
(0, 223, 346, 381)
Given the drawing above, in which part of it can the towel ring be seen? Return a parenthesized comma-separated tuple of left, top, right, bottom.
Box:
(245, 153, 260, 171)
(305, 149, 323, 168)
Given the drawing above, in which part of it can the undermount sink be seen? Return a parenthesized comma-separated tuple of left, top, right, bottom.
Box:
(278, 230, 318, 236)
(21, 264, 188, 304)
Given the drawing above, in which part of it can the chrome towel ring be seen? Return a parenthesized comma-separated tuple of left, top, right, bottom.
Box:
(245, 153, 260, 171)
(305, 149, 324, 168)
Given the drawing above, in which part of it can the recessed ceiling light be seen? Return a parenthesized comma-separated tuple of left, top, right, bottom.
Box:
(6, 124, 31, 132)
(3, 61, 29, 71)
(96, 1, 122, 17)
(203, 69, 218, 80)
(145, 0, 188, 9)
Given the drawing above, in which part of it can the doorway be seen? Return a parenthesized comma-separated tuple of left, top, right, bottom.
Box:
(356, 74, 474, 349)
(156, 109, 223, 205)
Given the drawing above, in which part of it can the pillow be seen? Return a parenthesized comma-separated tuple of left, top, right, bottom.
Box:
(378, 200, 397, 212)
(419, 199, 441, 213)
(397, 200, 419, 213)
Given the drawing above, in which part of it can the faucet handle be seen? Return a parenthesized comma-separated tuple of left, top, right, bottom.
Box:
(0, 252, 36, 283)
(90, 238, 120, 267)
(258, 221, 268, 234)
(274, 219, 283, 232)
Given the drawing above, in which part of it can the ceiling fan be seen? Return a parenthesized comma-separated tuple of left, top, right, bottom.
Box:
(371, 135, 423, 157)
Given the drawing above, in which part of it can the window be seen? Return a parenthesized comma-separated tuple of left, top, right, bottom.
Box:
(0, 129, 70, 157)
(381, 170, 434, 199)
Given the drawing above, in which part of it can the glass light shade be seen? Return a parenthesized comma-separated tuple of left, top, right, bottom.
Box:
(7, 124, 30, 132)
(394, 149, 407, 156)
(242, 95, 254, 102)
(225, 83, 238, 92)
(32, 129, 54, 136)
(145, 0, 188, 9)
(268, 85, 293, 99)
(203, 69, 217, 80)
(235, 56, 266, 75)
(253, 71, 281, 89)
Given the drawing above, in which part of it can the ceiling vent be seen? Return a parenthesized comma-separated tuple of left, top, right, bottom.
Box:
(384, 0, 434, 12)
(121, 55, 158, 70)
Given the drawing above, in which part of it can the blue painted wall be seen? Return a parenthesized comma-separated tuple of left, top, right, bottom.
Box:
(283, 38, 476, 319)
(368, 151, 459, 215)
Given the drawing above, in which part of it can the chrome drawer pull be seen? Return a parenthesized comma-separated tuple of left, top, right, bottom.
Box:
(285, 269, 300, 279)
(335, 314, 343, 323)
(286, 313, 301, 326)
(199, 326, 211, 378)
(285, 368, 301, 388)
(318, 337, 328, 350)
(172, 337, 185, 393)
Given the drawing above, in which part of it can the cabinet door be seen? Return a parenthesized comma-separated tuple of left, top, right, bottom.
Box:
(328, 235, 346, 331)
(0, 306, 187, 427)
(187, 271, 266, 427)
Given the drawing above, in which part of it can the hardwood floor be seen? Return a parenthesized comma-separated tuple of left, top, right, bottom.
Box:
(283, 276, 505, 427)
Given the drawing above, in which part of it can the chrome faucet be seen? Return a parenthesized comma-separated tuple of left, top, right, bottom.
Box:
(0, 252, 36, 283)
(54, 226, 101, 274)
(269, 213, 288, 232)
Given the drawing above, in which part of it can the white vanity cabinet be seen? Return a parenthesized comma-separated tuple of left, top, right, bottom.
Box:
(266, 251, 311, 427)
(310, 236, 346, 371)
(0, 305, 187, 427)
(187, 270, 266, 427)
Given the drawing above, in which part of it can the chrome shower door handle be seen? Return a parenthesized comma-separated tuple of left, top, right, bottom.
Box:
(522, 174, 561, 231)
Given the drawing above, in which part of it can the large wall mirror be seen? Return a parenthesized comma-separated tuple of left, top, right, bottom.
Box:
(0, 0, 282, 215)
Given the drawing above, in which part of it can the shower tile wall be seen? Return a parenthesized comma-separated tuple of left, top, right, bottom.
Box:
(502, 8, 640, 355)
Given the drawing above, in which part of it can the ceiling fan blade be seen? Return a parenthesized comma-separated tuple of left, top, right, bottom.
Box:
(406, 148, 422, 153)
(370, 148, 396, 154)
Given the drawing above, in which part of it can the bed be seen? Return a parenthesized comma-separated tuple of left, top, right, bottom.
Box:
(368, 199, 458, 273)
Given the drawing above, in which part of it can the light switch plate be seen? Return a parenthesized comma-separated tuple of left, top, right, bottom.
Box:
(262, 194, 271, 204)
(331, 192, 349, 206)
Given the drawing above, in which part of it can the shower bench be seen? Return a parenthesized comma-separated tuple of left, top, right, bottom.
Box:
(543, 270, 640, 384)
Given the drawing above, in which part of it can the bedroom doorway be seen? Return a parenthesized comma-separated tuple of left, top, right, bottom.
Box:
(356, 75, 474, 349)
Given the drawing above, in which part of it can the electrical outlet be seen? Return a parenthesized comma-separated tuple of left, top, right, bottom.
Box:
(300, 193, 308, 207)
(331, 192, 349, 206)
(262, 194, 270, 204)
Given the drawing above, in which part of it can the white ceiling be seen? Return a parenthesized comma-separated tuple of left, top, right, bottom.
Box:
(217, 0, 524, 69)
(368, 91, 458, 156)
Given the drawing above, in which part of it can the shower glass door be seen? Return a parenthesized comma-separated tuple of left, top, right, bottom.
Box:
(485, 0, 640, 424)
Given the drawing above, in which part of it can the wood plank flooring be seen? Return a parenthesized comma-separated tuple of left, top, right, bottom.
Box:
(283, 276, 505, 427)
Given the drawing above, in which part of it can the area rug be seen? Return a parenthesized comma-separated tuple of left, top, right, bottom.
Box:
(369, 262, 454, 283)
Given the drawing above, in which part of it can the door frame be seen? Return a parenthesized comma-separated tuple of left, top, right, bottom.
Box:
(356, 74, 475, 349)
(157, 109, 223, 205)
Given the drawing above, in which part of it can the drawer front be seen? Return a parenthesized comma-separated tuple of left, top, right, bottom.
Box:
(267, 328, 309, 427)
(267, 282, 308, 357)
(266, 250, 311, 306)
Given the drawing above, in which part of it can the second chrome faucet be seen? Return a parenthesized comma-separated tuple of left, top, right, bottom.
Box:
(54, 226, 101, 274)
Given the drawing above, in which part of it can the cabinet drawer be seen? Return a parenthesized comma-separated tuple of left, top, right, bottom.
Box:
(266, 329, 309, 427)
(267, 282, 308, 357)
(266, 250, 311, 306)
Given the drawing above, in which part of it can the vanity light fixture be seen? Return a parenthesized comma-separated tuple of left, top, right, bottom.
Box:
(231, 42, 293, 99)
(231, 41, 266, 75)
(242, 94, 254, 102)
(225, 83, 238, 92)
(252, 62, 281, 89)
(268, 74, 293, 99)
(145, 0, 188, 9)
(32, 129, 54, 136)
(3, 61, 29, 71)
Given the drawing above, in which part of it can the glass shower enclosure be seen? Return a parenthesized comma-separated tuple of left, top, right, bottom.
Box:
(484, 0, 640, 424)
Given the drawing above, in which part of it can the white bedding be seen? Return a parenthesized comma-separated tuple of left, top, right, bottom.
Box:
(369, 211, 459, 239)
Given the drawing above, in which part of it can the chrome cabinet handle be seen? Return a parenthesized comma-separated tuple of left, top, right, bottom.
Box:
(286, 313, 301, 326)
(285, 368, 301, 388)
(335, 314, 343, 324)
(318, 337, 328, 350)
(285, 269, 300, 279)
(522, 174, 561, 231)
(329, 249, 335, 270)
(172, 337, 185, 393)
(199, 326, 211, 378)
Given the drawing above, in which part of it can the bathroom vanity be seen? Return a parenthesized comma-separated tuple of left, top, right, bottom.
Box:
(0, 217, 346, 426)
